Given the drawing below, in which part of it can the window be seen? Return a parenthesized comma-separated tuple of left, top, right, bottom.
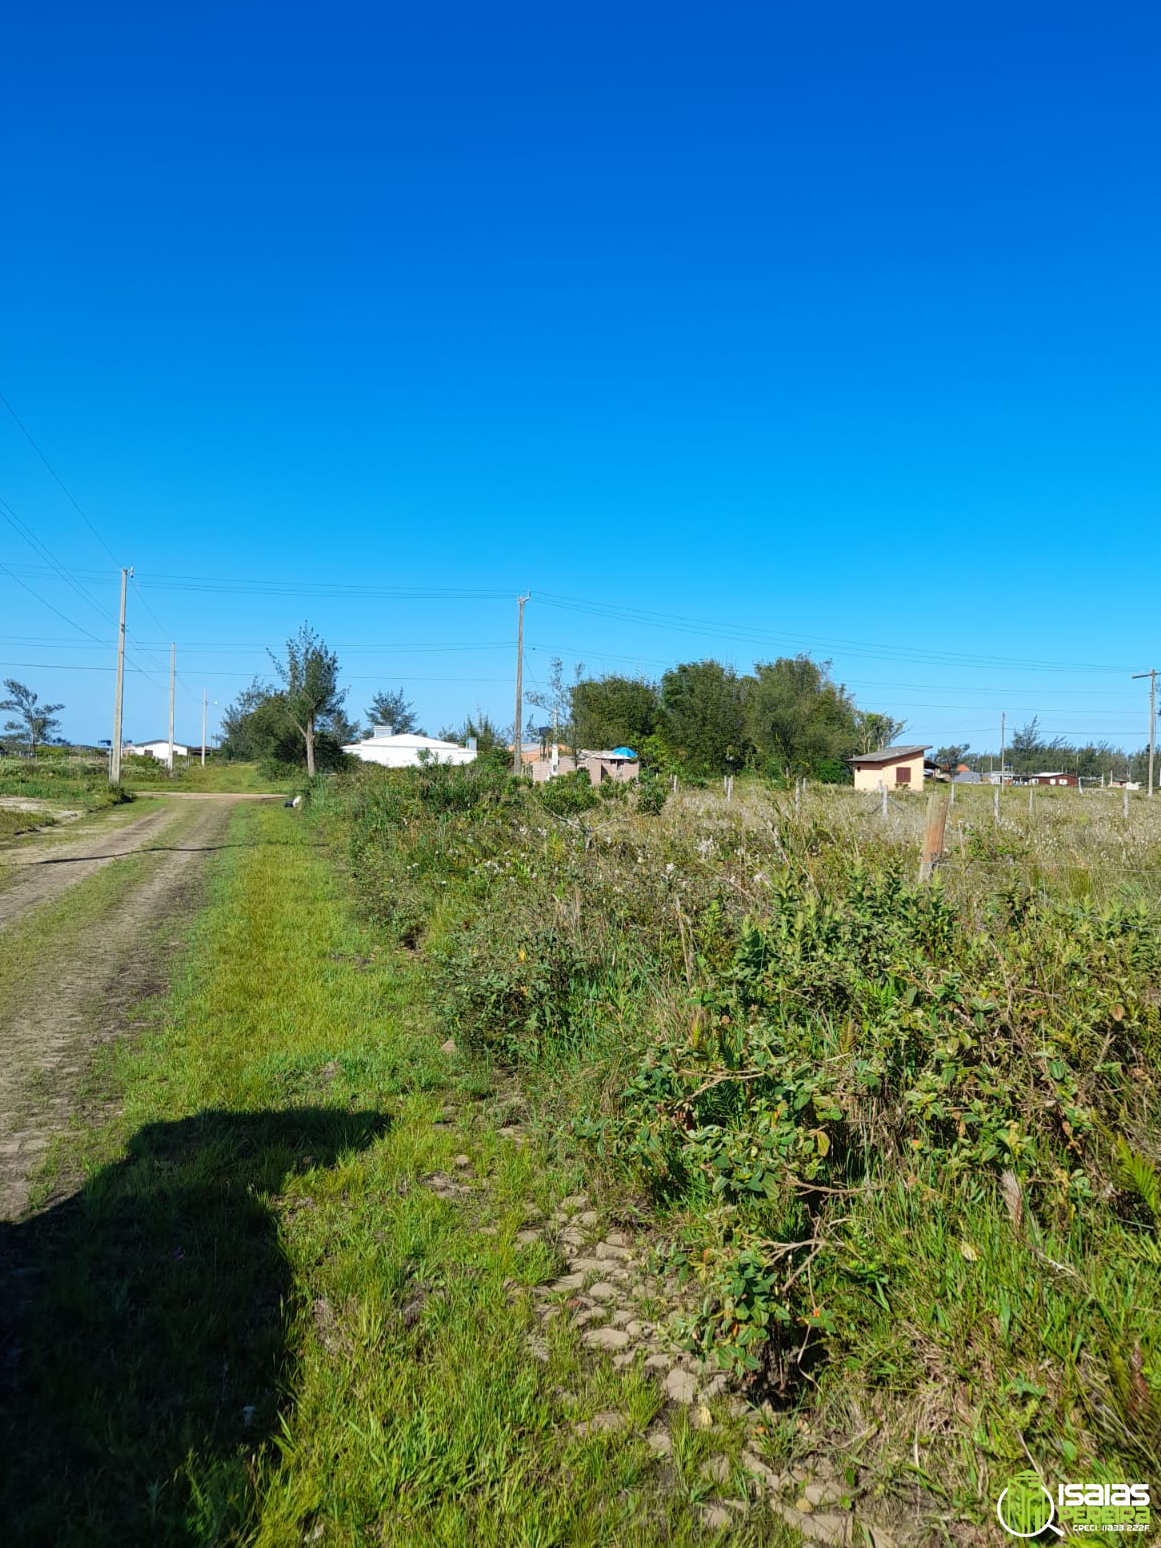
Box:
(895, 765, 911, 784)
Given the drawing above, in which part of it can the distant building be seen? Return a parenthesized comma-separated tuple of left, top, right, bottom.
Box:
(1027, 771, 1079, 787)
(952, 769, 983, 784)
(343, 729, 477, 768)
(123, 738, 189, 769)
(849, 745, 931, 792)
(529, 747, 640, 787)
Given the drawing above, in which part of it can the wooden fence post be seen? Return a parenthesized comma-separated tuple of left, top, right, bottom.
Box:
(993, 786, 1000, 823)
(919, 788, 951, 884)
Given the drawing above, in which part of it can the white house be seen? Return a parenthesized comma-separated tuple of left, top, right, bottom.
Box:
(343, 729, 477, 769)
(123, 738, 190, 769)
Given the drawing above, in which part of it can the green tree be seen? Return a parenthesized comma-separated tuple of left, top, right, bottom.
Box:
(1, 679, 64, 757)
(660, 660, 745, 774)
(365, 689, 421, 736)
(743, 657, 859, 780)
(933, 744, 971, 770)
(854, 709, 906, 754)
(438, 710, 505, 753)
(571, 673, 658, 751)
(269, 624, 347, 778)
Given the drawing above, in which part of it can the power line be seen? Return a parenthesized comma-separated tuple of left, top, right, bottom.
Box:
(0, 387, 121, 564)
(0, 563, 109, 646)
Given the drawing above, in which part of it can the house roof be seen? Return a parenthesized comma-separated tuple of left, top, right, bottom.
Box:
(356, 732, 464, 750)
(848, 744, 930, 766)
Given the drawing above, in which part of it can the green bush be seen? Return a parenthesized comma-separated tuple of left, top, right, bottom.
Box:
(536, 770, 598, 816)
(635, 776, 668, 815)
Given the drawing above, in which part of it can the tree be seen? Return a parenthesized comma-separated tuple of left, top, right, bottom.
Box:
(659, 660, 746, 774)
(269, 624, 347, 777)
(854, 710, 907, 755)
(528, 657, 583, 746)
(438, 710, 505, 752)
(365, 688, 421, 736)
(743, 657, 859, 781)
(1, 679, 64, 757)
(933, 744, 971, 770)
(571, 673, 658, 751)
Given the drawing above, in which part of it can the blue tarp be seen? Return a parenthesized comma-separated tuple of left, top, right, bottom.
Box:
(610, 747, 637, 758)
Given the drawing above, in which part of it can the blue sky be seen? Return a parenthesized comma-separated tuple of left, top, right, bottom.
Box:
(2, 1, 1158, 753)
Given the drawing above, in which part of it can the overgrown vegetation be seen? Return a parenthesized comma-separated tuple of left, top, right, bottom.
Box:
(1, 802, 773, 1546)
(311, 763, 1161, 1517)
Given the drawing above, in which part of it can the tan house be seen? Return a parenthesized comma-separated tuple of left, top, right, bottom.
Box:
(529, 748, 640, 787)
(849, 744, 931, 792)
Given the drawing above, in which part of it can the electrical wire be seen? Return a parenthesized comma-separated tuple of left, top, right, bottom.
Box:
(0, 387, 121, 565)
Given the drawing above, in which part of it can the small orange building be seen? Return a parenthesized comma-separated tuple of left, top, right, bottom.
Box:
(849, 744, 931, 792)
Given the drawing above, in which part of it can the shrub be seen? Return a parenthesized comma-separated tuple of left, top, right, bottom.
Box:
(536, 770, 598, 816)
(635, 776, 668, 815)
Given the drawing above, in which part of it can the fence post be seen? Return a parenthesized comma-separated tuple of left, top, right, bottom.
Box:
(1028, 785, 1033, 816)
(1124, 787, 1130, 821)
(881, 784, 888, 820)
(919, 788, 951, 884)
(993, 786, 1000, 824)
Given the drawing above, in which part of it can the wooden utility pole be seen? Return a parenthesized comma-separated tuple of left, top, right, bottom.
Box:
(110, 565, 131, 784)
(1132, 670, 1156, 798)
(168, 643, 176, 775)
(919, 787, 951, 884)
(513, 593, 530, 777)
(202, 689, 208, 766)
(999, 711, 1006, 787)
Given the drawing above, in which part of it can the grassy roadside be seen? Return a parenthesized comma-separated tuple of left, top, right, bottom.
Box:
(0, 801, 770, 1548)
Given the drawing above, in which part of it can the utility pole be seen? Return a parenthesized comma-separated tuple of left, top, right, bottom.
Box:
(1132, 669, 1156, 798)
(168, 642, 176, 775)
(999, 711, 1006, 788)
(513, 592, 530, 777)
(110, 565, 131, 784)
(202, 689, 208, 766)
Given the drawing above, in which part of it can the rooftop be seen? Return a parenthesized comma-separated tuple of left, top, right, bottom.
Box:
(848, 744, 930, 766)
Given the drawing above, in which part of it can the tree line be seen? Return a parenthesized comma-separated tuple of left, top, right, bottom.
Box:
(937, 718, 1152, 784)
(218, 631, 908, 781)
(530, 654, 904, 781)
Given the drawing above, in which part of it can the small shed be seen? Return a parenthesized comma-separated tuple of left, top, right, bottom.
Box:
(849, 744, 931, 792)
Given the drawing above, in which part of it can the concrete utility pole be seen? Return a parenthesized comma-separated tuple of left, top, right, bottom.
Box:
(202, 689, 208, 766)
(168, 642, 176, 774)
(110, 565, 132, 784)
(999, 711, 1006, 787)
(1132, 669, 1156, 798)
(513, 592, 530, 777)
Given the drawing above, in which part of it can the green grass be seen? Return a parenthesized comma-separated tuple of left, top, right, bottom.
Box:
(122, 758, 292, 795)
(0, 802, 772, 1547)
(301, 763, 1161, 1535)
(0, 807, 55, 841)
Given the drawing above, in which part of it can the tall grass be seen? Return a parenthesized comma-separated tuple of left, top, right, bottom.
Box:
(311, 767, 1161, 1507)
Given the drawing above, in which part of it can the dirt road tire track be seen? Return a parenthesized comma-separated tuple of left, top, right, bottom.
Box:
(0, 797, 266, 1218)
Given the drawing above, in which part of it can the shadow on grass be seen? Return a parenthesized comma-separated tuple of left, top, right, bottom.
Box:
(0, 1107, 389, 1547)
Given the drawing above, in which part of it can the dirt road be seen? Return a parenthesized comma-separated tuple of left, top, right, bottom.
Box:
(0, 795, 274, 1218)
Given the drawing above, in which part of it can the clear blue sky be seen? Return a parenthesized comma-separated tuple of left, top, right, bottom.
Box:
(2, 1, 1159, 753)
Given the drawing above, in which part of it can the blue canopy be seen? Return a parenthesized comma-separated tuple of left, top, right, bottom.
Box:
(610, 746, 637, 759)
